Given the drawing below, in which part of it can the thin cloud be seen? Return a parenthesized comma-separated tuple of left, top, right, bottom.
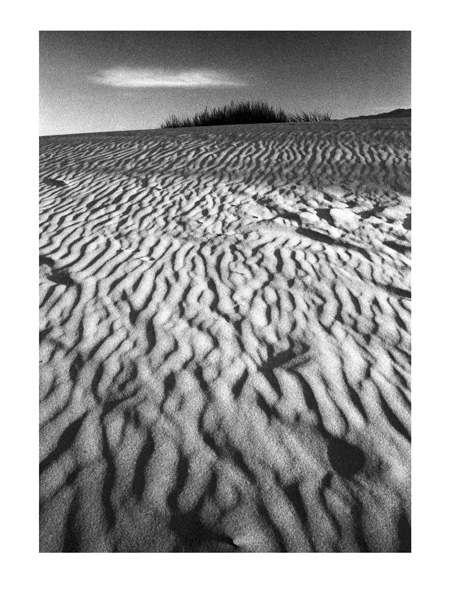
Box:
(91, 67, 246, 88)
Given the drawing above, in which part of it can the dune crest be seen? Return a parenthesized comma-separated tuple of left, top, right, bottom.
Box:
(40, 119, 411, 552)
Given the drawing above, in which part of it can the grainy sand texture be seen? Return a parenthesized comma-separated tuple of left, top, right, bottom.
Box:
(39, 119, 411, 552)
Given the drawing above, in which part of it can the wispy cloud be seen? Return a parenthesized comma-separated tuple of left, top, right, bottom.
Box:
(91, 67, 246, 88)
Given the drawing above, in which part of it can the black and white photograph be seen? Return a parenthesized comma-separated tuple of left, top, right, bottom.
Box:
(38, 29, 412, 554)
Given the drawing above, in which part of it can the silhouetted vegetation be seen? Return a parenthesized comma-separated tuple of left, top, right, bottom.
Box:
(291, 110, 333, 122)
(161, 100, 332, 128)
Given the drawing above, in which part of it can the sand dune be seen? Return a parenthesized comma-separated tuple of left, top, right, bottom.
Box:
(39, 119, 411, 552)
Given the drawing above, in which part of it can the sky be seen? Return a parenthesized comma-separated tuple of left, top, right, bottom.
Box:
(39, 31, 411, 136)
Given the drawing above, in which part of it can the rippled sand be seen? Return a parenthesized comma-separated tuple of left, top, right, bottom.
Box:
(39, 119, 411, 552)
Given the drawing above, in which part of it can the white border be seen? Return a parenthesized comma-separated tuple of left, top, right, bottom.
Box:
(4, 2, 449, 596)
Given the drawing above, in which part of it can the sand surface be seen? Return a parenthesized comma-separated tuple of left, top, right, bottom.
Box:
(39, 119, 411, 552)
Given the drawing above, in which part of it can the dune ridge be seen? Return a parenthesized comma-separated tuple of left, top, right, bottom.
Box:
(40, 118, 411, 552)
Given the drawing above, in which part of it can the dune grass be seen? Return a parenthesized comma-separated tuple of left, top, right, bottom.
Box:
(161, 100, 332, 128)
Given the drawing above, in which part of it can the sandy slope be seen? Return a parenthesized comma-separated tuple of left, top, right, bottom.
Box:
(39, 119, 411, 552)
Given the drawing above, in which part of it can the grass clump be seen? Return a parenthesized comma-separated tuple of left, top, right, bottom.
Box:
(161, 100, 331, 128)
(291, 110, 333, 122)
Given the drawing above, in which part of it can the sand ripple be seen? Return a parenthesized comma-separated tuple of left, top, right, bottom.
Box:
(40, 119, 411, 552)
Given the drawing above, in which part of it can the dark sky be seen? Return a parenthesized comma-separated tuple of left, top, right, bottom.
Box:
(40, 31, 411, 135)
